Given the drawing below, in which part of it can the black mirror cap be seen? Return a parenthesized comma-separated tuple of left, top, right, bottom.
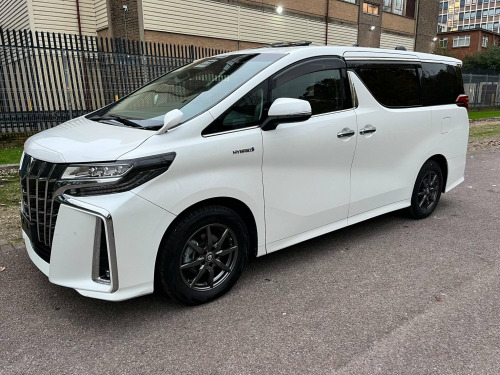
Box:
(261, 113, 312, 131)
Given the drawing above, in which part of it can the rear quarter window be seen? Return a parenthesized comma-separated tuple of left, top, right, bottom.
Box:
(421, 63, 465, 106)
(351, 64, 421, 108)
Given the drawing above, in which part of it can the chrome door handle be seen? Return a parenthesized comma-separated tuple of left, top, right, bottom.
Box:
(359, 125, 376, 135)
(337, 128, 355, 138)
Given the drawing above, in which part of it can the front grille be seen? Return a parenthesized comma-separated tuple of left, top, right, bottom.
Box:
(20, 154, 66, 262)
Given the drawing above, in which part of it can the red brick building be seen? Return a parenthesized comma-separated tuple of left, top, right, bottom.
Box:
(438, 28, 500, 61)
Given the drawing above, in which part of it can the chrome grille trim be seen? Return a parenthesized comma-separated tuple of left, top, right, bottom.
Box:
(35, 161, 45, 243)
(43, 164, 56, 247)
(20, 155, 65, 262)
(25, 157, 36, 221)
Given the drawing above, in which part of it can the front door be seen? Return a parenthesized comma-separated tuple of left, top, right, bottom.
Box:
(262, 58, 357, 250)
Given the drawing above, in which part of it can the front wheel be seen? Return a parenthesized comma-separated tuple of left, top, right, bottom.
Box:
(407, 160, 443, 219)
(157, 206, 248, 305)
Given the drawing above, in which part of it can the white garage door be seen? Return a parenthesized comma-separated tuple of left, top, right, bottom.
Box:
(380, 31, 414, 51)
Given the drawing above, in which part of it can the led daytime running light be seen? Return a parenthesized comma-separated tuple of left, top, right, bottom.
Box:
(62, 164, 133, 180)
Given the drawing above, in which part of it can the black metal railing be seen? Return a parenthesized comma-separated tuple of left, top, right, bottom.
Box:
(0, 28, 227, 133)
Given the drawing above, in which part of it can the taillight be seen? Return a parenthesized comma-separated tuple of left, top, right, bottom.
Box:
(456, 94, 469, 111)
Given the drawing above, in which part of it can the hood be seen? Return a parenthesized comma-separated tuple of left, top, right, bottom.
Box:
(24, 116, 155, 163)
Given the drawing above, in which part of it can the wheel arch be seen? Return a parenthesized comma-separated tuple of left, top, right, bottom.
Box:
(157, 197, 259, 263)
(427, 154, 448, 192)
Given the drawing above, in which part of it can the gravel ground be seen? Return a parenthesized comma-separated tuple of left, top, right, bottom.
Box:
(0, 168, 22, 244)
(468, 118, 500, 150)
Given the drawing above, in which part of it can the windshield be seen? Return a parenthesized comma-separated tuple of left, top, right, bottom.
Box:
(91, 53, 285, 129)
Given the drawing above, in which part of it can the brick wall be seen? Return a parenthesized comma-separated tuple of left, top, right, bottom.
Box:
(415, 0, 438, 52)
(382, 12, 415, 34)
(358, 0, 383, 47)
(108, 0, 142, 40)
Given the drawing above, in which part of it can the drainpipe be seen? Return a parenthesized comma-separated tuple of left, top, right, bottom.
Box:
(414, 0, 420, 52)
(325, 0, 330, 45)
(76, 0, 83, 36)
(76, 0, 90, 110)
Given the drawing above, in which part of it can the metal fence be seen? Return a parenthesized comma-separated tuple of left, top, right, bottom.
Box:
(0, 28, 227, 133)
(463, 72, 500, 108)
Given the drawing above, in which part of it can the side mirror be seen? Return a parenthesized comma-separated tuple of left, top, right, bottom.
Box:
(156, 109, 183, 134)
(261, 98, 312, 131)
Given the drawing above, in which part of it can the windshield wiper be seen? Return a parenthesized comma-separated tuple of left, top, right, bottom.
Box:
(89, 115, 144, 128)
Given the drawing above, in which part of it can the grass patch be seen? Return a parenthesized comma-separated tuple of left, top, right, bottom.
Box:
(0, 176, 20, 207)
(469, 110, 500, 120)
(0, 147, 23, 165)
(470, 123, 500, 138)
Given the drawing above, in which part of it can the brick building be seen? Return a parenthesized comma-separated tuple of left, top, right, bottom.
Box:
(0, 0, 440, 53)
(438, 28, 500, 60)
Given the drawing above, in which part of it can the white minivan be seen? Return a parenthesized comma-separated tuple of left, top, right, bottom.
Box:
(20, 45, 469, 304)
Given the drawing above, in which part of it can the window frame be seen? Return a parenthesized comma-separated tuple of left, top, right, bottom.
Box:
(347, 61, 423, 109)
(453, 35, 471, 47)
(202, 56, 353, 136)
(363, 2, 380, 15)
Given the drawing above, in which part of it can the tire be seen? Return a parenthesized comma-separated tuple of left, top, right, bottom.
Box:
(157, 205, 249, 305)
(407, 160, 443, 219)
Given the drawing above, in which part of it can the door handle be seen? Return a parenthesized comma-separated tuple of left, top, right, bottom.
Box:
(359, 125, 377, 135)
(337, 128, 355, 138)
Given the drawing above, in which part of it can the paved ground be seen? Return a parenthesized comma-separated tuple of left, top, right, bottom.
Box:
(1, 148, 499, 375)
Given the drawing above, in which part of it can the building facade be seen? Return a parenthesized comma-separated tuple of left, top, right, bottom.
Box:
(438, 28, 500, 60)
(0, 0, 439, 52)
(438, 0, 500, 34)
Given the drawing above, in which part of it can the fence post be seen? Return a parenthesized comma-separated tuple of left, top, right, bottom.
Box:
(62, 50, 73, 120)
(189, 45, 195, 63)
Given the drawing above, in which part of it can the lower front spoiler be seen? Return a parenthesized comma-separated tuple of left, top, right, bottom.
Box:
(24, 227, 156, 302)
(23, 192, 176, 302)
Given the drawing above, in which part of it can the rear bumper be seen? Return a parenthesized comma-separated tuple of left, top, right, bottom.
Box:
(23, 191, 176, 301)
(445, 153, 467, 193)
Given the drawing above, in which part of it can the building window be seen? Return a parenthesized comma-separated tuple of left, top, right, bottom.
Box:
(363, 3, 380, 15)
(383, 0, 416, 17)
(453, 35, 471, 47)
(342, 0, 357, 3)
(482, 36, 489, 47)
(440, 38, 449, 48)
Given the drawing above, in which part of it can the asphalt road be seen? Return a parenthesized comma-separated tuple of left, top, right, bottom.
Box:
(1, 148, 499, 375)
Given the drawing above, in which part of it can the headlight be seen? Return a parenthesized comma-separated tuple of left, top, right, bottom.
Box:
(59, 153, 176, 196)
(62, 164, 133, 181)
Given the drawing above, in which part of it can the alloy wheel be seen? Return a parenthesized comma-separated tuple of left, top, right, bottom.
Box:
(417, 171, 439, 211)
(179, 224, 239, 291)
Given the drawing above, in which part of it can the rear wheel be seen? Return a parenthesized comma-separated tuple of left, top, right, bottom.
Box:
(157, 206, 248, 305)
(408, 160, 443, 219)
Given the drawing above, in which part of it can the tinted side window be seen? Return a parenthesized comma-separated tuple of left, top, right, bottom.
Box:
(202, 82, 267, 135)
(353, 64, 421, 107)
(421, 63, 464, 106)
(271, 69, 345, 115)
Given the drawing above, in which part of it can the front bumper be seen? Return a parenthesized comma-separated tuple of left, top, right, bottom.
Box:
(23, 191, 176, 301)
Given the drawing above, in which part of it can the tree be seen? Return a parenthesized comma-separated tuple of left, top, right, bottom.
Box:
(463, 46, 500, 70)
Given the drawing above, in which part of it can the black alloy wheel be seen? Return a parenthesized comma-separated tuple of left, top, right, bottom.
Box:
(408, 160, 443, 219)
(157, 206, 248, 305)
(179, 224, 238, 291)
